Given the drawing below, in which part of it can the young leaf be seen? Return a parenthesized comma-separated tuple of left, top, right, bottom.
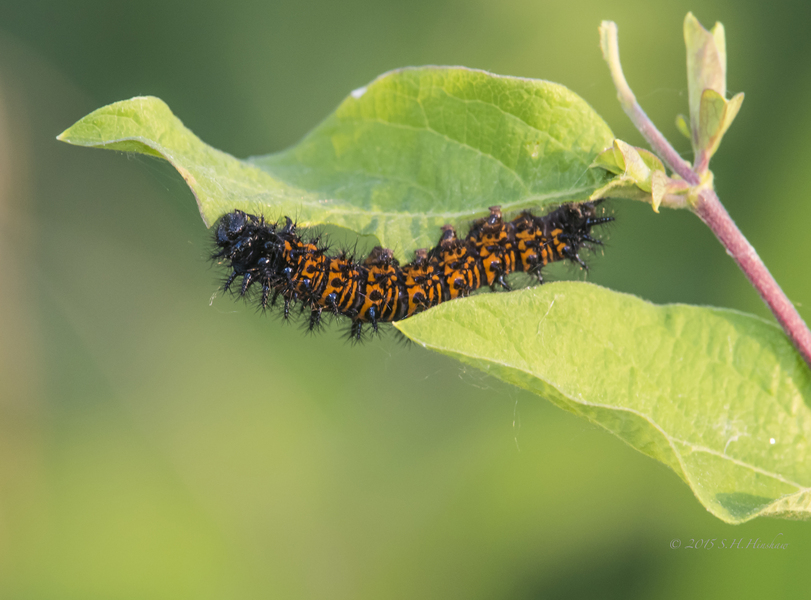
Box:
(697, 89, 745, 163)
(396, 281, 811, 524)
(590, 140, 688, 211)
(675, 114, 692, 140)
(684, 12, 727, 148)
(57, 67, 615, 257)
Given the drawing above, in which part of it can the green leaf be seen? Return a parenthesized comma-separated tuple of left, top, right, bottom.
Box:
(649, 169, 669, 213)
(684, 12, 727, 149)
(675, 114, 692, 140)
(698, 89, 745, 162)
(592, 140, 664, 181)
(396, 281, 811, 524)
(57, 67, 615, 257)
(591, 139, 690, 212)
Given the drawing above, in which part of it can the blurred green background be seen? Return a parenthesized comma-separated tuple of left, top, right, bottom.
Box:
(1, 0, 809, 598)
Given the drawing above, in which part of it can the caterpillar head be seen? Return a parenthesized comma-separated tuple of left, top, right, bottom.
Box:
(214, 210, 250, 247)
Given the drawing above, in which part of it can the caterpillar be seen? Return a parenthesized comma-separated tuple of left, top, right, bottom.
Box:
(212, 201, 612, 340)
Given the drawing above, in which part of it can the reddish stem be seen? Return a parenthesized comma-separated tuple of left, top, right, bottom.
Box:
(694, 190, 811, 367)
(601, 20, 811, 369)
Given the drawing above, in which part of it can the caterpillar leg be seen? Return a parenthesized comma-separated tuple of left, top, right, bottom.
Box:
(367, 306, 379, 334)
(260, 281, 271, 309)
(223, 270, 239, 292)
(240, 272, 254, 296)
(564, 247, 589, 270)
(308, 308, 323, 332)
(350, 320, 363, 342)
(325, 292, 340, 316)
(497, 272, 511, 291)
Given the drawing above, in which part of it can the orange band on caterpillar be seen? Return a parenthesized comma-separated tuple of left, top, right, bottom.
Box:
(212, 201, 612, 340)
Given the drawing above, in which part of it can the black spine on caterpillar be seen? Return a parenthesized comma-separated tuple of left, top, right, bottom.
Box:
(211, 200, 613, 340)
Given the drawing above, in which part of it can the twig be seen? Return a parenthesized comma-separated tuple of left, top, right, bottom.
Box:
(600, 22, 698, 186)
(694, 190, 811, 366)
(600, 21, 811, 368)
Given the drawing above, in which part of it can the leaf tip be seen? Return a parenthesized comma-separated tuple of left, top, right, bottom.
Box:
(56, 124, 80, 145)
(675, 114, 692, 140)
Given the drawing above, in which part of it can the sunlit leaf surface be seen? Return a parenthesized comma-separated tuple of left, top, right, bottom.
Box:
(58, 67, 614, 256)
(397, 282, 811, 524)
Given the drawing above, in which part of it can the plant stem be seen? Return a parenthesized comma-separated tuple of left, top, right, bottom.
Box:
(600, 22, 698, 185)
(600, 21, 811, 368)
(694, 191, 811, 366)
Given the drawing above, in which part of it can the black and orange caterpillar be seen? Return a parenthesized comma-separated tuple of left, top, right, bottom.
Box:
(212, 201, 612, 340)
